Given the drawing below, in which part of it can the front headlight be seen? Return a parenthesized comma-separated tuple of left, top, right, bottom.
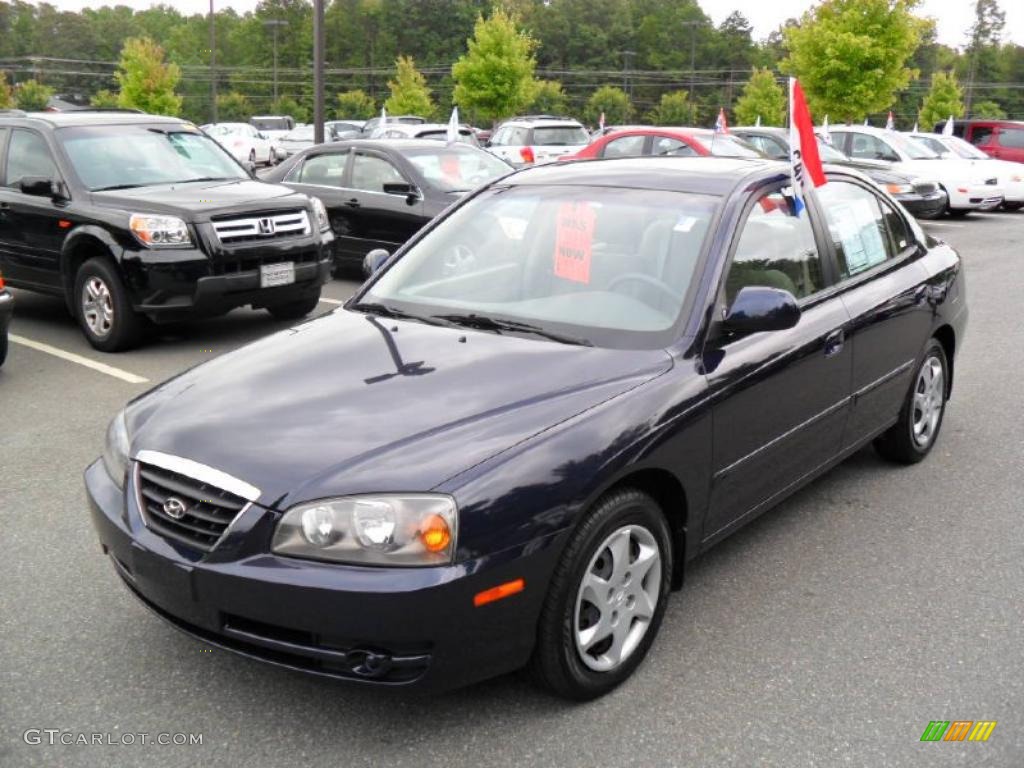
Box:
(884, 183, 914, 196)
(272, 494, 457, 566)
(102, 411, 130, 490)
(129, 213, 192, 248)
(311, 197, 330, 233)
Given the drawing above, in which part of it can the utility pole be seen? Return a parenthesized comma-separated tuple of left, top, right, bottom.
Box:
(312, 0, 325, 144)
(209, 0, 218, 123)
(681, 21, 699, 125)
(621, 50, 636, 99)
(263, 19, 288, 106)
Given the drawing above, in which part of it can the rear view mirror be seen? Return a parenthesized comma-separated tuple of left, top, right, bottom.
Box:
(19, 177, 65, 200)
(363, 248, 390, 279)
(383, 182, 422, 205)
(723, 286, 801, 333)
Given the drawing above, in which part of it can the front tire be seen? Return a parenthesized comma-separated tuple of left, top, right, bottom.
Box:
(529, 488, 672, 700)
(264, 291, 322, 321)
(1001, 201, 1024, 212)
(74, 257, 146, 352)
(874, 339, 948, 464)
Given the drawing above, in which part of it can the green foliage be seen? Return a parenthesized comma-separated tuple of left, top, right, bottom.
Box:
(115, 36, 182, 116)
(335, 89, 377, 119)
(452, 8, 538, 125)
(271, 95, 308, 124)
(90, 89, 120, 108)
(971, 99, 1006, 119)
(733, 68, 786, 126)
(585, 85, 633, 126)
(385, 55, 434, 117)
(646, 91, 691, 125)
(529, 80, 568, 115)
(14, 79, 54, 111)
(919, 71, 964, 128)
(0, 72, 14, 109)
(216, 92, 253, 122)
(781, 0, 925, 123)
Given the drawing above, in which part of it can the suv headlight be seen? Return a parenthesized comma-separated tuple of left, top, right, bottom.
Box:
(272, 494, 457, 566)
(129, 214, 192, 248)
(311, 197, 330, 233)
(102, 411, 130, 490)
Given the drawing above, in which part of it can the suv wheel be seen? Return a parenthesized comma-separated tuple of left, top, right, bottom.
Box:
(74, 257, 146, 352)
(529, 488, 672, 700)
(264, 291, 322, 321)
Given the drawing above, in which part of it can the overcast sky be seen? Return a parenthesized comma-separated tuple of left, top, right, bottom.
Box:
(38, 0, 1024, 49)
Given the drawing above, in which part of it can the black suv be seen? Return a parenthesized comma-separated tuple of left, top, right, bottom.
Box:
(0, 111, 334, 351)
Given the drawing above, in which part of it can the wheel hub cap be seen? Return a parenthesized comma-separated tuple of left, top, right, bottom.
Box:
(911, 355, 944, 448)
(82, 277, 114, 337)
(573, 524, 661, 673)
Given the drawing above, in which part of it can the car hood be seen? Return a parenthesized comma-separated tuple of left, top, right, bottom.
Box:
(127, 310, 672, 509)
(90, 180, 310, 219)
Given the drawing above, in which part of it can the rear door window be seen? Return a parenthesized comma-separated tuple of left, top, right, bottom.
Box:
(4, 129, 59, 188)
(294, 151, 348, 187)
(969, 125, 994, 146)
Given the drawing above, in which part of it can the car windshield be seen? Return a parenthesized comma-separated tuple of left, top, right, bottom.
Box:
(941, 135, 990, 159)
(404, 147, 511, 192)
(886, 132, 939, 159)
(532, 126, 590, 146)
(692, 133, 763, 158)
(60, 125, 249, 190)
(284, 126, 314, 141)
(360, 185, 719, 347)
(818, 141, 848, 161)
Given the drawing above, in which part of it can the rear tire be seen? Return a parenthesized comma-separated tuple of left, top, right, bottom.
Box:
(529, 488, 672, 700)
(874, 339, 948, 464)
(264, 291, 322, 321)
(74, 257, 146, 352)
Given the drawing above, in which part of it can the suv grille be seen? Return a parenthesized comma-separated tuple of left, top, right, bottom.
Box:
(212, 210, 310, 243)
(913, 181, 938, 195)
(136, 461, 249, 552)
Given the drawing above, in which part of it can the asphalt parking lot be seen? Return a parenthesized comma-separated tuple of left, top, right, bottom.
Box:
(1, 211, 1022, 768)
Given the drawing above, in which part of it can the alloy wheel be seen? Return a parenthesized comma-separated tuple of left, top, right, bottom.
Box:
(82, 276, 114, 337)
(911, 355, 944, 449)
(573, 524, 661, 673)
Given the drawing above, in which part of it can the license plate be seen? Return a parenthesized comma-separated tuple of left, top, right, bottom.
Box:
(260, 262, 295, 288)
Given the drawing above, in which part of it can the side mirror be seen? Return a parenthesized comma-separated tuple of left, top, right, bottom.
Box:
(362, 248, 390, 279)
(383, 182, 421, 205)
(723, 286, 801, 333)
(20, 177, 64, 200)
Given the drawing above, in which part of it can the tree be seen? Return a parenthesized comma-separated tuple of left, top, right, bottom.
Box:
(584, 85, 633, 127)
(964, 0, 1006, 113)
(452, 8, 538, 125)
(970, 99, 1005, 119)
(0, 72, 13, 109)
(384, 55, 434, 117)
(271, 95, 308, 123)
(216, 91, 253, 122)
(528, 80, 567, 115)
(90, 89, 120, 108)
(781, 0, 925, 122)
(646, 91, 691, 125)
(919, 71, 964, 128)
(14, 79, 54, 111)
(733, 68, 786, 126)
(115, 36, 182, 116)
(336, 89, 376, 119)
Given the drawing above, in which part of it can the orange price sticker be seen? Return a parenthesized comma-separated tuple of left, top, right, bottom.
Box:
(553, 201, 596, 284)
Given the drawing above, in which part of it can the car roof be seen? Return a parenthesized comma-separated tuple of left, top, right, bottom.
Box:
(732, 126, 787, 137)
(0, 111, 191, 129)
(507, 156, 779, 195)
(309, 138, 481, 152)
(502, 117, 584, 128)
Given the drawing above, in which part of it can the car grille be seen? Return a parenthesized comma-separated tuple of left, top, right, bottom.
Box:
(913, 181, 939, 195)
(212, 210, 311, 243)
(135, 461, 249, 552)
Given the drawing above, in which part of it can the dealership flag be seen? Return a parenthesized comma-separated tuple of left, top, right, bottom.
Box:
(821, 114, 832, 145)
(446, 106, 460, 144)
(912, 120, 919, 133)
(943, 115, 954, 136)
(380, 106, 387, 127)
(864, 118, 870, 126)
(598, 111, 605, 132)
(886, 111, 895, 131)
(788, 78, 826, 216)
(714, 107, 728, 133)
(755, 115, 761, 127)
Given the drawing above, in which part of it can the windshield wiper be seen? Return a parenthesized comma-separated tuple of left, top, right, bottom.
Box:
(92, 183, 145, 192)
(430, 313, 593, 346)
(353, 301, 445, 325)
(176, 176, 237, 183)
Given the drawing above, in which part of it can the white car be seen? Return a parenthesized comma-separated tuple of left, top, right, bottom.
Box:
(203, 123, 275, 166)
(826, 125, 1003, 215)
(909, 131, 1024, 211)
(486, 116, 590, 167)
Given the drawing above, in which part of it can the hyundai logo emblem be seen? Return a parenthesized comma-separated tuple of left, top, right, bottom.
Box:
(163, 497, 188, 520)
(257, 217, 275, 235)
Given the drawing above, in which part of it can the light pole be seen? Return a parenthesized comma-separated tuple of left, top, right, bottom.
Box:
(680, 20, 699, 125)
(312, 0, 325, 144)
(263, 19, 288, 106)
(209, 0, 218, 123)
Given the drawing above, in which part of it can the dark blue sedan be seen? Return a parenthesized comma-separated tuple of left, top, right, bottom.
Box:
(87, 157, 966, 699)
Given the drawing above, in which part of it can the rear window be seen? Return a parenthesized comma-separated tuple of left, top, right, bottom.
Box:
(251, 117, 291, 131)
(532, 126, 590, 146)
(691, 134, 763, 158)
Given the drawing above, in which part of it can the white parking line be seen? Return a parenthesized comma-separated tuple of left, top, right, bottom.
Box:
(9, 335, 149, 384)
(318, 297, 344, 305)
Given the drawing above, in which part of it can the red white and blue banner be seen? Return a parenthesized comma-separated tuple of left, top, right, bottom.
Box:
(714, 107, 728, 133)
(788, 78, 826, 216)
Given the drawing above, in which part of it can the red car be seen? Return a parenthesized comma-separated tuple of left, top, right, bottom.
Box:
(563, 127, 764, 161)
(939, 120, 1024, 164)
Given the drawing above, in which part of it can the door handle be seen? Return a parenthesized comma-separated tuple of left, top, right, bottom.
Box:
(344, 199, 361, 209)
(824, 329, 845, 358)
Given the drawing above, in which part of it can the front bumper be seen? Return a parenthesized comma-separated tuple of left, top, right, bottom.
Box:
(946, 183, 1003, 211)
(897, 190, 948, 219)
(85, 460, 557, 691)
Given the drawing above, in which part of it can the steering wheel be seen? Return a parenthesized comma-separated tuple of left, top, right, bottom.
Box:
(607, 272, 679, 305)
